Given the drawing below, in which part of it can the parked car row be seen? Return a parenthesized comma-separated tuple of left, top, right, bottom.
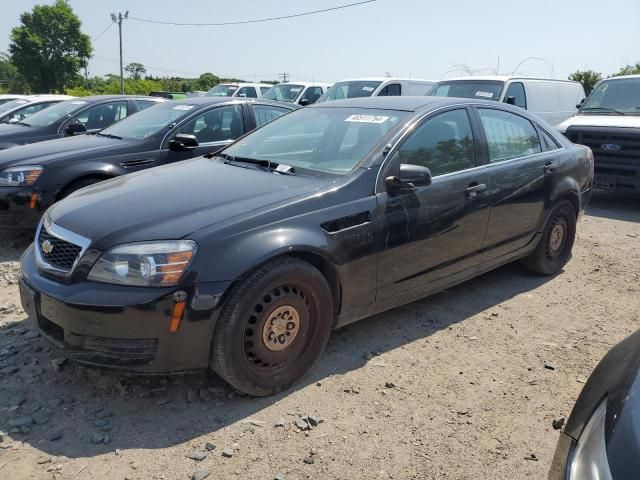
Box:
(2, 75, 635, 476)
(0, 94, 73, 124)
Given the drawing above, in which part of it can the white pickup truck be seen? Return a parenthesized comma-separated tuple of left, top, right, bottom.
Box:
(557, 75, 640, 193)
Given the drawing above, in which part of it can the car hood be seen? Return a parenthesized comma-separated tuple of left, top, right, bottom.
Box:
(48, 157, 334, 248)
(557, 114, 640, 133)
(0, 123, 49, 148)
(0, 134, 133, 168)
(564, 329, 640, 478)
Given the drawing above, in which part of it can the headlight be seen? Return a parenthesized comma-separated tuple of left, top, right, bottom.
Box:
(568, 398, 613, 480)
(87, 240, 197, 287)
(0, 166, 43, 186)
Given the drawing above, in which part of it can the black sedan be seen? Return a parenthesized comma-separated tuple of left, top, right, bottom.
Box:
(0, 97, 297, 229)
(0, 95, 164, 150)
(19, 96, 593, 396)
(549, 329, 640, 480)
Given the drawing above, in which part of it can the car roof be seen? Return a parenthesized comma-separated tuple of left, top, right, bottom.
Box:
(438, 75, 580, 84)
(333, 77, 434, 83)
(215, 82, 273, 87)
(170, 97, 299, 109)
(310, 95, 519, 112)
(271, 81, 332, 88)
(62, 95, 164, 102)
(600, 74, 640, 81)
(24, 94, 75, 102)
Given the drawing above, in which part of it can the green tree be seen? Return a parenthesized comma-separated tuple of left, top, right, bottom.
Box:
(125, 62, 146, 80)
(192, 72, 219, 91)
(9, 0, 92, 93)
(0, 53, 19, 93)
(568, 70, 603, 95)
(612, 63, 640, 77)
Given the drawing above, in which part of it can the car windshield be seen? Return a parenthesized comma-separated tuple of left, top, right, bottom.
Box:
(101, 102, 198, 140)
(428, 80, 505, 101)
(23, 99, 89, 127)
(317, 81, 383, 103)
(207, 84, 238, 97)
(261, 84, 305, 102)
(0, 99, 30, 115)
(221, 107, 406, 175)
(580, 78, 640, 115)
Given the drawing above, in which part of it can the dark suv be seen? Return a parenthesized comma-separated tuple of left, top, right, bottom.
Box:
(20, 97, 593, 396)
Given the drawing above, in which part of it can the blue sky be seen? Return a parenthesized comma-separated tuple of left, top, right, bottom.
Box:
(1, 0, 638, 83)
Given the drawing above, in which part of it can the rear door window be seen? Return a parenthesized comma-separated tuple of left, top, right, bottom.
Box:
(135, 100, 160, 111)
(478, 109, 542, 162)
(253, 105, 290, 127)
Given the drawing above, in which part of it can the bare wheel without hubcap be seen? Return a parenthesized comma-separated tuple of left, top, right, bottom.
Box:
(547, 219, 567, 258)
(243, 284, 312, 372)
(521, 200, 577, 276)
(210, 258, 333, 397)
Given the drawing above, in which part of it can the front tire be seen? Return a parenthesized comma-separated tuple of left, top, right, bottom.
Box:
(522, 200, 577, 275)
(210, 258, 333, 396)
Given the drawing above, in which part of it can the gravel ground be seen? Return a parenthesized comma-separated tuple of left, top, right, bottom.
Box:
(0, 191, 638, 480)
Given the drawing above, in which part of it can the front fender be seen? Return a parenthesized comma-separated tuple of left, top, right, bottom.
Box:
(191, 225, 338, 284)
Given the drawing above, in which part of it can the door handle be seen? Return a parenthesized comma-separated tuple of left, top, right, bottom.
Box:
(544, 162, 559, 174)
(465, 183, 487, 197)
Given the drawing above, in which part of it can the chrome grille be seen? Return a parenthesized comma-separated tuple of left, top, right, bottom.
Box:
(38, 228, 82, 272)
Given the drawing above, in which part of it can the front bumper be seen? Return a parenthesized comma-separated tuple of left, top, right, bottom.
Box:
(0, 186, 43, 229)
(19, 245, 230, 373)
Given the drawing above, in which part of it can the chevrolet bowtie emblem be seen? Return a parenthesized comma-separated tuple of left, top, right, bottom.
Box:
(41, 239, 54, 254)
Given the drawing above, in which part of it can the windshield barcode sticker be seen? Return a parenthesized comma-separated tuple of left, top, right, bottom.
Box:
(345, 114, 389, 124)
(172, 105, 194, 110)
(475, 91, 494, 98)
(362, 86, 375, 92)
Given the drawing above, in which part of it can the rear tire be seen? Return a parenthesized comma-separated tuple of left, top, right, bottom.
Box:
(210, 258, 333, 397)
(521, 200, 577, 275)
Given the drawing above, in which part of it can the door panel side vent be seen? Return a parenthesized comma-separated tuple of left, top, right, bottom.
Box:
(321, 211, 371, 234)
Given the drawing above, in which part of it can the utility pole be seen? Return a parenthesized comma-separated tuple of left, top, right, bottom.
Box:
(110, 11, 129, 94)
(279, 72, 289, 83)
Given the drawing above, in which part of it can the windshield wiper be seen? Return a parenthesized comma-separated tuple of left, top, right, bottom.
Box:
(581, 107, 629, 116)
(13, 121, 31, 127)
(96, 132, 122, 139)
(217, 153, 296, 175)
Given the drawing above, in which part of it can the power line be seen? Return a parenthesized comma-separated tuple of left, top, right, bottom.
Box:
(92, 22, 114, 41)
(128, 0, 376, 26)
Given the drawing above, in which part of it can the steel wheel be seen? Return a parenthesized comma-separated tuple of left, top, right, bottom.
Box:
(210, 258, 333, 396)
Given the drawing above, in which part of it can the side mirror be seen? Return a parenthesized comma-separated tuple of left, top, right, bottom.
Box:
(505, 96, 516, 106)
(65, 123, 87, 135)
(169, 133, 199, 152)
(576, 98, 585, 109)
(386, 164, 432, 191)
(299, 98, 311, 106)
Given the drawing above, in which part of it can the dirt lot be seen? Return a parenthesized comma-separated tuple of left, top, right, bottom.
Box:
(0, 191, 638, 480)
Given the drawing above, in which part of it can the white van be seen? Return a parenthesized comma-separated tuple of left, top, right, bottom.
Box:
(428, 76, 585, 126)
(261, 82, 332, 106)
(207, 82, 273, 99)
(317, 77, 436, 103)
